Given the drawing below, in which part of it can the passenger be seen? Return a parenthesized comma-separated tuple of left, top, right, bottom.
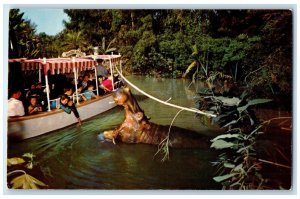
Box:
(28, 96, 43, 115)
(97, 79, 106, 95)
(88, 71, 97, 90)
(88, 71, 95, 82)
(64, 86, 74, 97)
(96, 59, 109, 80)
(35, 82, 47, 108)
(25, 84, 37, 100)
(59, 94, 82, 126)
(77, 76, 83, 87)
(8, 89, 25, 117)
(100, 75, 113, 92)
(35, 82, 44, 98)
(82, 83, 96, 101)
(80, 74, 90, 92)
(73, 86, 85, 102)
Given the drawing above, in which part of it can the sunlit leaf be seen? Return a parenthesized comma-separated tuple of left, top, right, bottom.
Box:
(233, 163, 244, 172)
(10, 173, 47, 189)
(105, 48, 117, 53)
(213, 173, 239, 182)
(25, 162, 33, 169)
(224, 162, 235, 168)
(230, 181, 241, 187)
(182, 61, 197, 77)
(213, 96, 241, 106)
(7, 158, 25, 166)
(210, 140, 235, 149)
(211, 134, 241, 142)
(222, 120, 238, 128)
(22, 153, 35, 159)
(237, 99, 272, 113)
(237, 145, 253, 153)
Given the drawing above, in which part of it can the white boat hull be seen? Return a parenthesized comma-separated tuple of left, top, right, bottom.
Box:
(8, 94, 116, 140)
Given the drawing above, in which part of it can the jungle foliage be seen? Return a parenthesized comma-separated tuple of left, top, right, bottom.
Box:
(9, 9, 292, 103)
(196, 93, 291, 189)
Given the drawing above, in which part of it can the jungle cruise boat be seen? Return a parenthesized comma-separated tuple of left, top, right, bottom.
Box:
(8, 51, 122, 140)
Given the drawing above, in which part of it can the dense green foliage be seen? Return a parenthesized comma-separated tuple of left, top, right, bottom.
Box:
(197, 93, 291, 189)
(9, 9, 292, 101)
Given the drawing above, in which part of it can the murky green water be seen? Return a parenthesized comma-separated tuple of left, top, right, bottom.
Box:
(7, 76, 221, 189)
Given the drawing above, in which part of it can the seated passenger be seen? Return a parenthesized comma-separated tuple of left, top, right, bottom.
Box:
(96, 59, 109, 80)
(80, 74, 91, 92)
(72, 86, 85, 102)
(59, 94, 82, 126)
(82, 83, 96, 101)
(100, 75, 113, 92)
(8, 89, 25, 117)
(64, 86, 74, 97)
(35, 82, 47, 109)
(28, 96, 43, 115)
(26, 84, 37, 100)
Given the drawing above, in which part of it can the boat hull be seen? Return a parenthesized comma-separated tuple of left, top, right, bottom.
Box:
(8, 94, 116, 140)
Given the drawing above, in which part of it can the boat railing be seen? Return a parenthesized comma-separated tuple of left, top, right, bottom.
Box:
(71, 89, 100, 103)
(114, 80, 123, 88)
(49, 98, 61, 109)
(48, 89, 100, 110)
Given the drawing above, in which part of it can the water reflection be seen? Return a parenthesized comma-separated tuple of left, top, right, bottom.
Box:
(8, 76, 221, 189)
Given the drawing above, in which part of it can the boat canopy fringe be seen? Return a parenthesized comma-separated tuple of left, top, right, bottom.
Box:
(15, 58, 97, 75)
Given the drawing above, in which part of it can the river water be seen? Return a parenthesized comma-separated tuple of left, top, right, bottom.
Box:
(7, 76, 222, 190)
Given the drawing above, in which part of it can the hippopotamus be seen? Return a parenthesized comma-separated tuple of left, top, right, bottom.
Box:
(102, 87, 210, 148)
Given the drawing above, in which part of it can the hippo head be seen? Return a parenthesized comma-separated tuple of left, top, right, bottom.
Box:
(112, 87, 145, 116)
(102, 87, 150, 143)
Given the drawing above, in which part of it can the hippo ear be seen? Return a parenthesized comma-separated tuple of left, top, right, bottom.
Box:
(124, 87, 130, 93)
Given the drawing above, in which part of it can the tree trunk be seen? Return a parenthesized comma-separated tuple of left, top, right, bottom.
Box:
(131, 11, 135, 30)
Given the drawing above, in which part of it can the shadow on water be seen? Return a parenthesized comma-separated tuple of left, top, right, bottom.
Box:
(7, 76, 222, 189)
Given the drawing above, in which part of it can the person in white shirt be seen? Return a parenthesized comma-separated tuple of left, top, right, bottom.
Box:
(8, 89, 25, 117)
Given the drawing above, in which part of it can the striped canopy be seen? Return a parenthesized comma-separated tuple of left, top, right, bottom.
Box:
(9, 57, 97, 75)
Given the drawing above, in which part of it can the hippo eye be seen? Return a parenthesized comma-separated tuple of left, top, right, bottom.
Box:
(135, 112, 144, 121)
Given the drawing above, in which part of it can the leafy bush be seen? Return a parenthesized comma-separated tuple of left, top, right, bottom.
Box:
(7, 153, 47, 189)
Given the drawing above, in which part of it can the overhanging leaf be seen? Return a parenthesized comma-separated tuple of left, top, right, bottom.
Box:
(210, 139, 235, 149)
(7, 158, 25, 166)
(10, 173, 47, 189)
(26, 162, 33, 169)
(211, 134, 241, 142)
(237, 99, 272, 113)
(22, 153, 35, 159)
(233, 163, 244, 172)
(213, 173, 239, 182)
(183, 61, 197, 77)
(213, 96, 241, 106)
(224, 162, 235, 168)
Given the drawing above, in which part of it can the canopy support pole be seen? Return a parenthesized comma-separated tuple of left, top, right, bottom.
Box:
(38, 64, 42, 83)
(94, 65, 99, 96)
(73, 58, 79, 105)
(45, 75, 51, 112)
(109, 56, 115, 91)
(43, 58, 51, 112)
(119, 53, 122, 75)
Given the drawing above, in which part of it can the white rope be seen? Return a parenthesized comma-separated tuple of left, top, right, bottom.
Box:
(115, 67, 216, 118)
